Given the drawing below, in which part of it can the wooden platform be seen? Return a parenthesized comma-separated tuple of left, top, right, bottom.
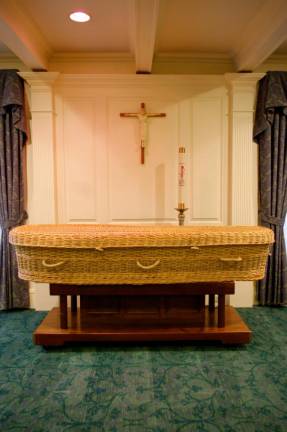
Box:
(33, 306, 251, 346)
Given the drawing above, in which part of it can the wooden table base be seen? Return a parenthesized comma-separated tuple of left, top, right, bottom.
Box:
(33, 306, 251, 346)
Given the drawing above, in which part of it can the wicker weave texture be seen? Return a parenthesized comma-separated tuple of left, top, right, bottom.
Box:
(14, 243, 270, 285)
(10, 224, 274, 249)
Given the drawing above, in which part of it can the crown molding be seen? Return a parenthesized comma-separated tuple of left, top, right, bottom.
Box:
(48, 52, 134, 64)
(54, 73, 225, 89)
(0, 52, 28, 68)
(18, 71, 60, 90)
(258, 53, 287, 71)
(266, 54, 287, 63)
(225, 73, 265, 88)
(154, 52, 233, 65)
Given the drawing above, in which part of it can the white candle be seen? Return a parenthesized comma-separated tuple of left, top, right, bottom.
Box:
(178, 147, 186, 207)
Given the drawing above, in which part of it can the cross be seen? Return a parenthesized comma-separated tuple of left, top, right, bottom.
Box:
(120, 102, 166, 164)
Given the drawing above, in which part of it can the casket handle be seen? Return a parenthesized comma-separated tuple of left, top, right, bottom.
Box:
(42, 260, 65, 268)
(136, 259, 160, 270)
(219, 257, 242, 262)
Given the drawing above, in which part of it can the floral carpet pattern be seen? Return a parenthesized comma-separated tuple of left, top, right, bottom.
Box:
(0, 308, 287, 431)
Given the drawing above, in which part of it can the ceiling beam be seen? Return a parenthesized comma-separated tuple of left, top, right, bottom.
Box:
(129, 0, 160, 73)
(233, 0, 287, 71)
(0, 0, 51, 70)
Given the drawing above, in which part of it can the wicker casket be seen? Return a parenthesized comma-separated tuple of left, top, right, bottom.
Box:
(10, 224, 274, 285)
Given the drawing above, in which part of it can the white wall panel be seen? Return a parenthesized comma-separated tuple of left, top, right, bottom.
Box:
(64, 99, 97, 221)
(107, 99, 178, 223)
(189, 93, 227, 225)
(55, 78, 228, 228)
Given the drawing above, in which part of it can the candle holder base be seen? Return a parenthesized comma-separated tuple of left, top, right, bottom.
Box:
(175, 206, 188, 226)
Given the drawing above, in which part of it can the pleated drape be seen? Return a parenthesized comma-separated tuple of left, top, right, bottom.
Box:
(0, 70, 29, 309)
(253, 71, 287, 305)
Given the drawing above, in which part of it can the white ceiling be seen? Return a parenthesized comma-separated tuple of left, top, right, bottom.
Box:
(156, 0, 264, 53)
(0, 0, 286, 72)
(17, 0, 131, 52)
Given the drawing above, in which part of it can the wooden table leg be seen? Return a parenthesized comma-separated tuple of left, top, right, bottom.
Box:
(34, 282, 252, 346)
(209, 294, 215, 311)
(71, 295, 77, 313)
(218, 294, 225, 328)
(59, 295, 68, 329)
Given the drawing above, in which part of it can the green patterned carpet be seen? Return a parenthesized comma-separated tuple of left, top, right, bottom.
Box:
(1, 308, 287, 431)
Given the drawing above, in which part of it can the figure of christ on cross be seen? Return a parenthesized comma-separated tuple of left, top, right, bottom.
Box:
(120, 102, 166, 164)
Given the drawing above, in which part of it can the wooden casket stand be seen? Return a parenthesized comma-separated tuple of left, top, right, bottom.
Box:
(33, 281, 252, 346)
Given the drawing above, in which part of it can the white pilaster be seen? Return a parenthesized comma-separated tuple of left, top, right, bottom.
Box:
(18, 72, 59, 310)
(225, 73, 265, 307)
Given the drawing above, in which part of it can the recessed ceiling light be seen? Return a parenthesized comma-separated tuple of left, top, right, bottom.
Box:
(69, 11, 91, 23)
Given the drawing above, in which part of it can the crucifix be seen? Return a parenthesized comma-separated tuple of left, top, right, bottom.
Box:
(120, 102, 166, 164)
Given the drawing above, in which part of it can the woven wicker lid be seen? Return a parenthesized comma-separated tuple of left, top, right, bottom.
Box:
(9, 224, 274, 249)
